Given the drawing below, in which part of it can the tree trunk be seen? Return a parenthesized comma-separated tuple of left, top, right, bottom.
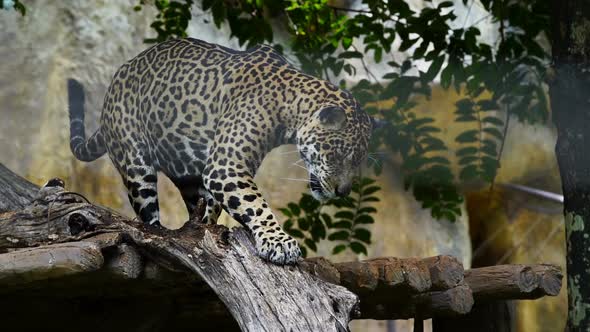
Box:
(550, 1, 590, 331)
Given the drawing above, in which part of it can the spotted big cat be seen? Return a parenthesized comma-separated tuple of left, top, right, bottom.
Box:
(68, 38, 374, 265)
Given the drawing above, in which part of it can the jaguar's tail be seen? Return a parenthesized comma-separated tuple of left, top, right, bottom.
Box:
(68, 79, 107, 162)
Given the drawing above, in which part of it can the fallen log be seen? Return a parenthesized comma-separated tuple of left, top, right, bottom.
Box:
(465, 264, 563, 301)
(0, 167, 358, 332)
(0, 241, 103, 284)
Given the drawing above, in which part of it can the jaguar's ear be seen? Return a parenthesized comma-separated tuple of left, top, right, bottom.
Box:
(318, 106, 346, 130)
(370, 117, 388, 131)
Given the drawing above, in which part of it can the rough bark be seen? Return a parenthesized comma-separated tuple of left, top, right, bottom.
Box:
(0, 241, 104, 284)
(550, 1, 590, 330)
(0, 171, 358, 331)
(0, 163, 38, 213)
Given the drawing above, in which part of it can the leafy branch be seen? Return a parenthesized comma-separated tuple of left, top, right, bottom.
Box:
(280, 177, 380, 257)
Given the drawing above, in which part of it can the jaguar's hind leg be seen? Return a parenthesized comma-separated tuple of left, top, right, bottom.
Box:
(171, 175, 204, 220)
(121, 152, 161, 226)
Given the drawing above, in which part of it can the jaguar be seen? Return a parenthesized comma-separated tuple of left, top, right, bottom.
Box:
(68, 38, 374, 265)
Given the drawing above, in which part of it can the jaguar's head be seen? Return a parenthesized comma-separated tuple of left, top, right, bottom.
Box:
(296, 102, 373, 202)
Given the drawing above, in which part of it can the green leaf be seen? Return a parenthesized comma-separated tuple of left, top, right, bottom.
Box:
(349, 242, 368, 255)
(343, 64, 356, 76)
(288, 229, 305, 238)
(477, 99, 498, 111)
(358, 207, 377, 214)
(300, 246, 308, 258)
(455, 130, 479, 143)
(438, 1, 454, 8)
(457, 146, 478, 156)
(288, 203, 301, 216)
(328, 231, 350, 241)
(298, 217, 310, 231)
(362, 196, 380, 203)
(362, 186, 381, 196)
(332, 244, 347, 255)
(304, 238, 318, 252)
(353, 228, 371, 243)
(332, 221, 353, 229)
(299, 194, 320, 212)
(456, 115, 478, 122)
(354, 215, 374, 224)
(482, 116, 504, 126)
(321, 213, 332, 227)
(484, 127, 504, 140)
(360, 177, 376, 186)
(374, 47, 383, 63)
(309, 223, 325, 242)
(459, 165, 479, 181)
(399, 38, 419, 52)
(342, 37, 353, 49)
(403, 156, 428, 171)
(334, 211, 355, 220)
(339, 51, 363, 59)
(383, 72, 399, 80)
(440, 63, 453, 89)
(279, 208, 292, 218)
(423, 55, 445, 82)
(418, 126, 442, 134)
(459, 156, 478, 165)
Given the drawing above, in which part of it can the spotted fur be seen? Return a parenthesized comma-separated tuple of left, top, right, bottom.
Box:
(68, 38, 373, 265)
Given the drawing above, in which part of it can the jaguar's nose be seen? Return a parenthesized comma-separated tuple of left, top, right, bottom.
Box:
(335, 182, 352, 197)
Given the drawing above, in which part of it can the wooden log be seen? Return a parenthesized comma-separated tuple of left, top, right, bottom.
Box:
(0, 163, 39, 213)
(334, 256, 432, 295)
(103, 244, 143, 279)
(415, 283, 474, 317)
(423, 255, 464, 290)
(357, 283, 474, 320)
(465, 264, 563, 301)
(0, 241, 104, 285)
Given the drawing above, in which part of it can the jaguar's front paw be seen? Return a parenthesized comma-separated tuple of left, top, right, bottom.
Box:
(254, 230, 302, 265)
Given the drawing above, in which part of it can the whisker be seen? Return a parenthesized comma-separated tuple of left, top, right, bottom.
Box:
(281, 177, 311, 183)
(290, 163, 308, 171)
(279, 149, 300, 155)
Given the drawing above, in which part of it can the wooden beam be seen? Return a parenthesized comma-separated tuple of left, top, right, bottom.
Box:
(0, 241, 103, 285)
(465, 264, 563, 301)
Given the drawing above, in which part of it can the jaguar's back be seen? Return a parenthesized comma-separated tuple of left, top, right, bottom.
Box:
(102, 39, 233, 178)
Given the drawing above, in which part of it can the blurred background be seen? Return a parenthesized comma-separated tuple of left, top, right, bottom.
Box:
(0, 1, 565, 331)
